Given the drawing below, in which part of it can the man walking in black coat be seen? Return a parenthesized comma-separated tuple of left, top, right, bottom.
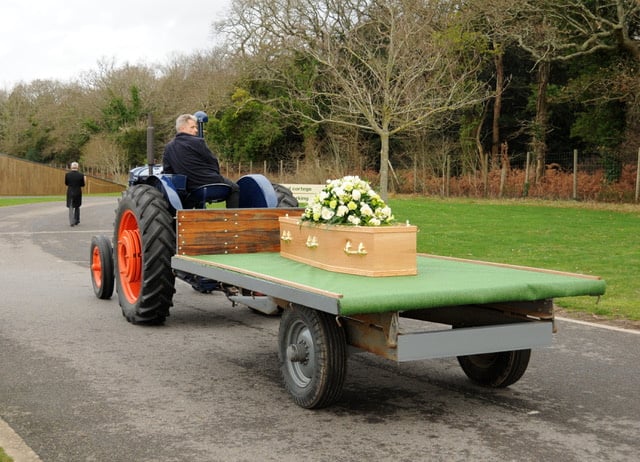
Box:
(65, 162, 85, 226)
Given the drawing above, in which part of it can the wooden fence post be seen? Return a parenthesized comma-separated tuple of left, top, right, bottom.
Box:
(413, 154, 418, 194)
(636, 148, 640, 202)
(573, 149, 578, 200)
(445, 155, 451, 197)
(499, 141, 508, 198)
(482, 153, 488, 197)
(523, 152, 531, 197)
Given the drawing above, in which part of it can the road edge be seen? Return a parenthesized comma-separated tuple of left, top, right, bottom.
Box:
(556, 316, 640, 335)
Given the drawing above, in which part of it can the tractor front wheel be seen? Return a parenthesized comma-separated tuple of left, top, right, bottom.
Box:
(114, 185, 175, 324)
(90, 234, 114, 299)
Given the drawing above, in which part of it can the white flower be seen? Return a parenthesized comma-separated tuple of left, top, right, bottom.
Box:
(360, 203, 373, 216)
(336, 205, 349, 217)
(379, 206, 393, 221)
(347, 214, 361, 225)
(321, 207, 335, 221)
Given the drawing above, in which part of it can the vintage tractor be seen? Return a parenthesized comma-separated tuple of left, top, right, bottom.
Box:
(90, 111, 298, 324)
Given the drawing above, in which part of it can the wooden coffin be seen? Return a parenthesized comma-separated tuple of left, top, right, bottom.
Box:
(279, 216, 418, 277)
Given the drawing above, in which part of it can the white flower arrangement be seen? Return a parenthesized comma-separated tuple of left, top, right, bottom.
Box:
(301, 176, 395, 226)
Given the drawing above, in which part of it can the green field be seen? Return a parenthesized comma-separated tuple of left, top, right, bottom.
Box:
(389, 197, 639, 321)
(0, 193, 120, 207)
(0, 446, 13, 462)
(2, 195, 638, 321)
(0, 196, 65, 206)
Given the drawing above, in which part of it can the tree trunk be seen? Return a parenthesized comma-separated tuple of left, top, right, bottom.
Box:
(499, 141, 508, 198)
(533, 60, 550, 182)
(492, 44, 504, 165)
(379, 131, 390, 201)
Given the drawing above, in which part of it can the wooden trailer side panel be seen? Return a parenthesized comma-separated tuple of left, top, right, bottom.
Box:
(176, 208, 301, 256)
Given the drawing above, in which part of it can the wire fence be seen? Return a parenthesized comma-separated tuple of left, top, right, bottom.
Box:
(217, 149, 640, 203)
(48, 147, 640, 203)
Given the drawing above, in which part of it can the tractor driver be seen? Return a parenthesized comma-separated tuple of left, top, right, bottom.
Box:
(162, 113, 240, 208)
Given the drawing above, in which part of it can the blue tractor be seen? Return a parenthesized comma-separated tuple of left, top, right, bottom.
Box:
(89, 111, 298, 324)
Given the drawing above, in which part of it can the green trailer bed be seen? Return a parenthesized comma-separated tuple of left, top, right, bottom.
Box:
(172, 252, 605, 317)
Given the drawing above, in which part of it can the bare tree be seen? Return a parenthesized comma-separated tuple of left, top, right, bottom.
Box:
(219, 0, 490, 199)
(0, 79, 92, 164)
(81, 134, 127, 180)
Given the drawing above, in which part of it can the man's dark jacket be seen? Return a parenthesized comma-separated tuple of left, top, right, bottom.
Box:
(162, 133, 226, 190)
(65, 170, 85, 208)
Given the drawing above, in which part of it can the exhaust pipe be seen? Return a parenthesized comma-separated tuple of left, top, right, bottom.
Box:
(147, 113, 154, 176)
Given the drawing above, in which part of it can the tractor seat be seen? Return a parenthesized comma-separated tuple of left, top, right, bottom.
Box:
(185, 183, 232, 209)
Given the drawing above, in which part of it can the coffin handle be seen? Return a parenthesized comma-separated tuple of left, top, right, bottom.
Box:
(281, 230, 292, 242)
(344, 240, 367, 255)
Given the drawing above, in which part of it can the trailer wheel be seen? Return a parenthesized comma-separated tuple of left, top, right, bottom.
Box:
(90, 235, 114, 299)
(114, 185, 175, 324)
(278, 305, 346, 409)
(457, 349, 531, 388)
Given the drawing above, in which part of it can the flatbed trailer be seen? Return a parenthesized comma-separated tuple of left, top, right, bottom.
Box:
(168, 208, 606, 408)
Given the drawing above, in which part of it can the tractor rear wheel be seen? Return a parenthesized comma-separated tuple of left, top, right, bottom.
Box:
(272, 183, 299, 208)
(114, 185, 175, 324)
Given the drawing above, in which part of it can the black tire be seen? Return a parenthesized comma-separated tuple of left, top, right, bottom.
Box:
(278, 305, 346, 409)
(457, 349, 532, 388)
(90, 234, 114, 300)
(272, 183, 299, 208)
(113, 185, 175, 324)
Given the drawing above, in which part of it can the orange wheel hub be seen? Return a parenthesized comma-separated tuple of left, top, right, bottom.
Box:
(91, 246, 103, 288)
(117, 209, 142, 304)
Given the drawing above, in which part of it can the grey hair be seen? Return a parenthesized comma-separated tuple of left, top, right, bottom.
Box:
(71, 162, 79, 170)
(175, 113, 197, 132)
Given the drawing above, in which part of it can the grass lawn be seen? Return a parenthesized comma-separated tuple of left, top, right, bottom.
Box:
(0, 447, 13, 462)
(0, 193, 121, 207)
(389, 197, 639, 321)
(0, 196, 65, 206)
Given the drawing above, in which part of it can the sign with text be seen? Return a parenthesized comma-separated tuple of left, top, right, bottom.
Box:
(281, 184, 324, 205)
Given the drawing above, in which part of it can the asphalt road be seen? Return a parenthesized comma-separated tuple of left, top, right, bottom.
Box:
(1, 197, 639, 462)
